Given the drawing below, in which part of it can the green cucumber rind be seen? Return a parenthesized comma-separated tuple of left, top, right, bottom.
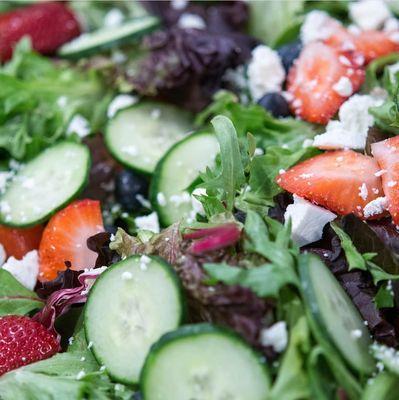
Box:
(58, 17, 160, 59)
(0, 141, 91, 228)
(149, 130, 214, 227)
(84, 255, 186, 385)
(140, 323, 271, 397)
(299, 253, 375, 375)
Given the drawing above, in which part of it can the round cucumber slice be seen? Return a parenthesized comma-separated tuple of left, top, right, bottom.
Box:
(84, 255, 184, 385)
(141, 323, 270, 400)
(299, 254, 375, 374)
(59, 16, 160, 59)
(150, 131, 219, 226)
(105, 102, 193, 174)
(0, 141, 90, 227)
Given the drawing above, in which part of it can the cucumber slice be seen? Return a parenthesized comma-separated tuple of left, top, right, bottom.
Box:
(84, 255, 184, 385)
(299, 254, 375, 374)
(0, 142, 90, 227)
(58, 16, 160, 58)
(105, 102, 193, 174)
(150, 131, 219, 226)
(141, 323, 270, 400)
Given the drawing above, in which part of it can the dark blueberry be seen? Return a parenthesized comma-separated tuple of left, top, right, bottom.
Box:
(277, 40, 302, 73)
(257, 92, 290, 118)
(105, 225, 117, 235)
(115, 170, 149, 212)
(234, 210, 246, 223)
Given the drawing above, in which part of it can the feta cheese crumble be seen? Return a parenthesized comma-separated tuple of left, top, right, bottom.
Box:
(260, 321, 288, 353)
(2, 250, 39, 290)
(178, 13, 206, 30)
(359, 183, 369, 201)
(363, 197, 388, 218)
(313, 94, 384, 150)
(349, 0, 392, 31)
(103, 8, 124, 28)
(247, 45, 285, 101)
(332, 77, 353, 97)
(134, 212, 160, 233)
(300, 10, 336, 44)
(107, 95, 138, 118)
(67, 115, 91, 138)
(284, 195, 336, 247)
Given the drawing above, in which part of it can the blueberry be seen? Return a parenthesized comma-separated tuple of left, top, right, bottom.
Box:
(234, 210, 246, 223)
(115, 170, 149, 212)
(257, 92, 290, 118)
(277, 40, 302, 73)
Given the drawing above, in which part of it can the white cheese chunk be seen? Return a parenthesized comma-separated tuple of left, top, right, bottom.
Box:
(103, 8, 124, 28)
(134, 212, 160, 233)
(178, 13, 206, 30)
(349, 0, 392, 30)
(247, 45, 285, 101)
(313, 94, 384, 150)
(67, 115, 91, 138)
(260, 321, 288, 353)
(300, 10, 336, 44)
(332, 76, 353, 97)
(284, 195, 336, 247)
(2, 250, 39, 290)
(107, 94, 138, 118)
(363, 197, 388, 218)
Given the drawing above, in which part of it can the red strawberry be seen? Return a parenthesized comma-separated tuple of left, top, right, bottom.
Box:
(372, 136, 399, 225)
(0, 315, 60, 376)
(276, 150, 383, 218)
(0, 224, 43, 260)
(287, 42, 365, 124)
(0, 2, 80, 61)
(39, 200, 104, 282)
(352, 31, 399, 64)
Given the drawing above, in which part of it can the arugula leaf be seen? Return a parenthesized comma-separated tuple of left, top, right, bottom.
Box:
(374, 283, 395, 309)
(362, 372, 399, 400)
(0, 39, 110, 160)
(0, 269, 44, 316)
(200, 116, 245, 211)
(363, 53, 399, 93)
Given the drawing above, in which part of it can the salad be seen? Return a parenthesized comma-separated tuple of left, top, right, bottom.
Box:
(2, 0, 399, 399)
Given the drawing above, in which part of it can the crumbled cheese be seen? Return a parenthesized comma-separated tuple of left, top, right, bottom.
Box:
(284, 195, 336, 247)
(68, 336, 74, 345)
(67, 115, 90, 138)
(178, 13, 206, 30)
(0, 245, 6, 267)
(103, 8, 124, 28)
(140, 255, 151, 271)
(76, 370, 86, 380)
(247, 45, 285, 100)
(157, 192, 167, 207)
(121, 271, 133, 280)
(313, 94, 384, 150)
(260, 321, 288, 353)
(363, 197, 388, 218)
(2, 250, 39, 290)
(384, 17, 399, 31)
(375, 169, 387, 177)
(0, 171, 11, 193)
(171, 0, 188, 10)
(350, 329, 363, 339)
(349, 0, 391, 30)
(169, 192, 191, 206)
(302, 139, 314, 148)
(332, 76, 353, 97)
(57, 96, 68, 107)
(107, 95, 138, 118)
(191, 188, 207, 216)
(111, 50, 127, 64)
(134, 212, 160, 233)
(300, 10, 336, 44)
(254, 148, 264, 156)
(359, 183, 369, 201)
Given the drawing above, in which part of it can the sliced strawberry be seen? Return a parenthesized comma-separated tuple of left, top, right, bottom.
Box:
(276, 150, 383, 218)
(0, 224, 43, 260)
(287, 42, 365, 124)
(38, 200, 104, 282)
(0, 2, 80, 61)
(352, 31, 399, 64)
(0, 315, 60, 376)
(372, 136, 399, 225)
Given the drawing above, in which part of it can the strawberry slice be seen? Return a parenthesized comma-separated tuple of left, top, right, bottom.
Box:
(0, 224, 43, 260)
(276, 150, 383, 218)
(0, 2, 80, 61)
(352, 31, 399, 64)
(39, 200, 104, 282)
(0, 315, 60, 376)
(372, 136, 399, 225)
(287, 42, 365, 124)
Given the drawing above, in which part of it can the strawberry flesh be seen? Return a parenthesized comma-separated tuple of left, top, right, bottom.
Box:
(39, 200, 104, 282)
(0, 224, 43, 259)
(276, 150, 383, 219)
(0, 315, 60, 376)
(0, 2, 80, 61)
(287, 42, 365, 124)
(372, 136, 399, 225)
